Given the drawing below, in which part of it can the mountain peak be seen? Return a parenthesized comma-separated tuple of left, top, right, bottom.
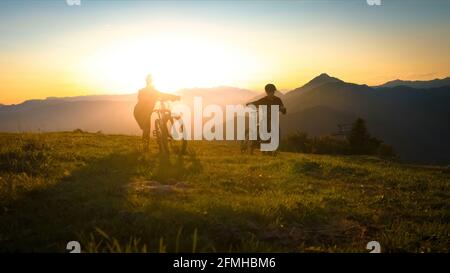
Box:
(317, 73, 331, 78)
(309, 73, 342, 85)
(299, 73, 343, 89)
(284, 73, 344, 98)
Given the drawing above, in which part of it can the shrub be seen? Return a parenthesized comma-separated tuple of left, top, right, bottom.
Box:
(281, 118, 394, 158)
(310, 136, 351, 155)
(281, 131, 310, 153)
(378, 143, 396, 158)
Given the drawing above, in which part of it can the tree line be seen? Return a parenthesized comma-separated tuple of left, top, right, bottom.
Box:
(280, 118, 396, 158)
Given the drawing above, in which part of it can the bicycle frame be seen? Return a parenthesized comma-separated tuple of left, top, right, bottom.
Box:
(152, 99, 187, 155)
(241, 107, 260, 154)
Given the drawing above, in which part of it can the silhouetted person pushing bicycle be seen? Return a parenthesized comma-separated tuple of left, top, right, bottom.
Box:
(134, 74, 180, 151)
(245, 83, 287, 153)
(247, 83, 286, 116)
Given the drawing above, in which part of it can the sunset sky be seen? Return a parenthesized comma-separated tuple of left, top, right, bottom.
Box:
(1, 0, 449, 104)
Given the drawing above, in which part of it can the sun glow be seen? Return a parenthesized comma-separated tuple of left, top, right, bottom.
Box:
(80, 33, 261, 94)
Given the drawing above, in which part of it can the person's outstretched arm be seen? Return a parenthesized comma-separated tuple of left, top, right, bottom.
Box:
(278, 98, 287, 115)
(246, 97, 265, 107)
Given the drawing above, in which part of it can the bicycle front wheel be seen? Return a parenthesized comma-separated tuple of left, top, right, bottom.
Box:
(167, 117, 187, 156)
(154, 119, 169, 155)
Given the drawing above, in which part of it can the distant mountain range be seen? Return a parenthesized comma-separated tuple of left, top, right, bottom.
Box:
(279, 74, 450, 164)
(179, 86, 257, 106)
(1, 75, 449, 164)
(0, 86, 258, 136)
(45, 94, 136, 102)
(375, 77, 450, 89)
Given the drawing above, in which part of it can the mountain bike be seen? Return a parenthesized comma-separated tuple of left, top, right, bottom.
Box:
(152, 100, 187, 155)
(240, 106, 281, 156)
(240, 106, 260, 154)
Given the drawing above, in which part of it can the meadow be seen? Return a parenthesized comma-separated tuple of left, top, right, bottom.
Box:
(0, 132, 448, 252)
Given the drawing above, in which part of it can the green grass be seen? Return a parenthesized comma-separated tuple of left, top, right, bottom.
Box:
(0, 132, 449, 252)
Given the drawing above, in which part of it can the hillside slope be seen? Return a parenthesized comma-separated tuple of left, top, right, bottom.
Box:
(0, 133, 449, 252)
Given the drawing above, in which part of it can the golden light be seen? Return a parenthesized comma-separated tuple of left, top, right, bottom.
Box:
(79, 32, 261, 94)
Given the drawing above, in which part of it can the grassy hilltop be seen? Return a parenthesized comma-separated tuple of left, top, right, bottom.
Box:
(0, 132, 449, 252)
